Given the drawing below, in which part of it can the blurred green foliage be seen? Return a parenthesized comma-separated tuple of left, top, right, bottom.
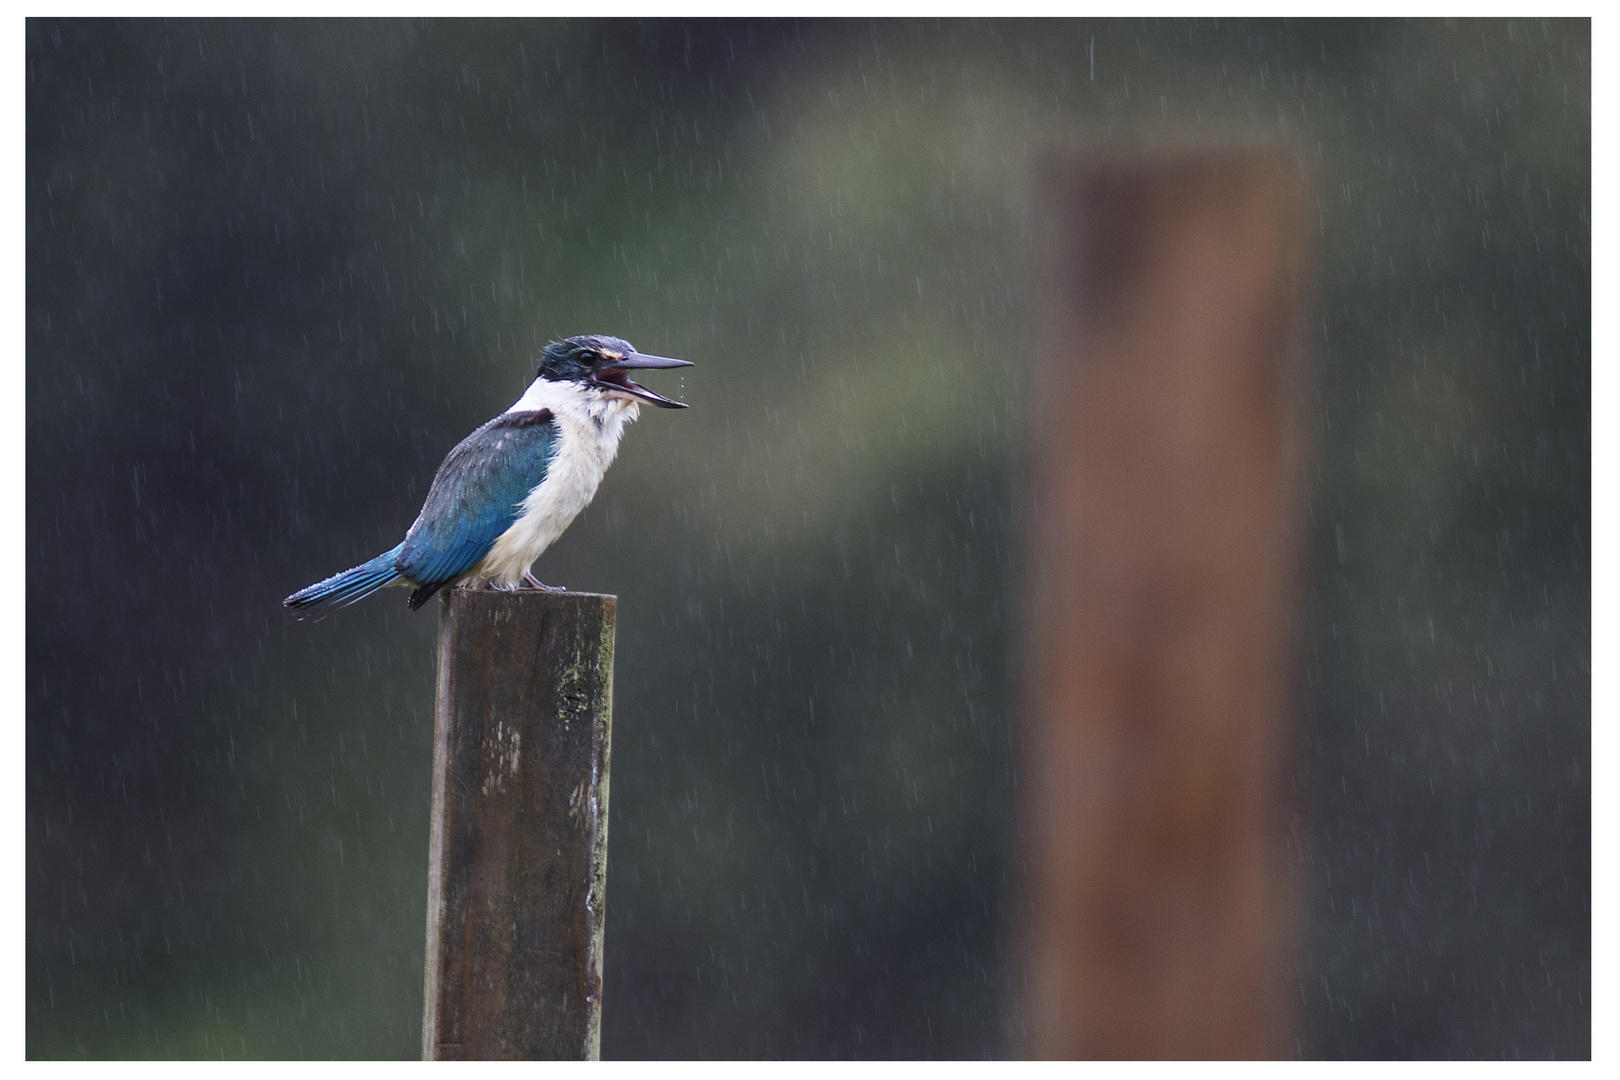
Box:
(28, 19, 1586, 1058)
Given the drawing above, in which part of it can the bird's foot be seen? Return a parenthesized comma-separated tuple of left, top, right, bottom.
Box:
(486, 580, 520, 592)
(524, 571, 566, 593)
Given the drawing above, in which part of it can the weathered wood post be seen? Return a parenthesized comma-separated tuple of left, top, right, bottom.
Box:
(1020, 148, 1310, 1058)
(421, 589, 616, 1060)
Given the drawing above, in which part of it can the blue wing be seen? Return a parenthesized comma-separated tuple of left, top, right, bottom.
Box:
(396, 408, 558, 609)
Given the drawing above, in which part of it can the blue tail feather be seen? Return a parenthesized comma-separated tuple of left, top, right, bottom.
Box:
(283, 545, 404, 613)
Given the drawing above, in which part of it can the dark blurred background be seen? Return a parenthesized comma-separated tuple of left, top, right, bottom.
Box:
(26, 19, 1588, 1059)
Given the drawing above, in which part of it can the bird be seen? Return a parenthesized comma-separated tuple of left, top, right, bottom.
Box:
(283, 334, 692, 614)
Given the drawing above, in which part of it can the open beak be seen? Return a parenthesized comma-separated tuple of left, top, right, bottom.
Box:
(593, 351, 694, 409)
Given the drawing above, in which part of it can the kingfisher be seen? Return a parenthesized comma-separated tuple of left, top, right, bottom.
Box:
(283, 334, 691, 614)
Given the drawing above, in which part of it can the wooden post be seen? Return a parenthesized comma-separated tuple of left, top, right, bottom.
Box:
(1020, 149, 1309, 1058)
(422, 589, 616, 1060)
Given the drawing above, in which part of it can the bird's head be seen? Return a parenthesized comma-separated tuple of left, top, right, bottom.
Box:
(535, 334, 693, 409)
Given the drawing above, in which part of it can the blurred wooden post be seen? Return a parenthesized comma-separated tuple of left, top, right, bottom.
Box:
(422, 589, 616, 1060)
(1021, 149, 1308, 1059)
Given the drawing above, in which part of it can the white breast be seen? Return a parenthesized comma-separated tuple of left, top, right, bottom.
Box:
(469, 379, 639, 586)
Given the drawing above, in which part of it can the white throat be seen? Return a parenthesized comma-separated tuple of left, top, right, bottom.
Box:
(505, 376, 641, 431)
